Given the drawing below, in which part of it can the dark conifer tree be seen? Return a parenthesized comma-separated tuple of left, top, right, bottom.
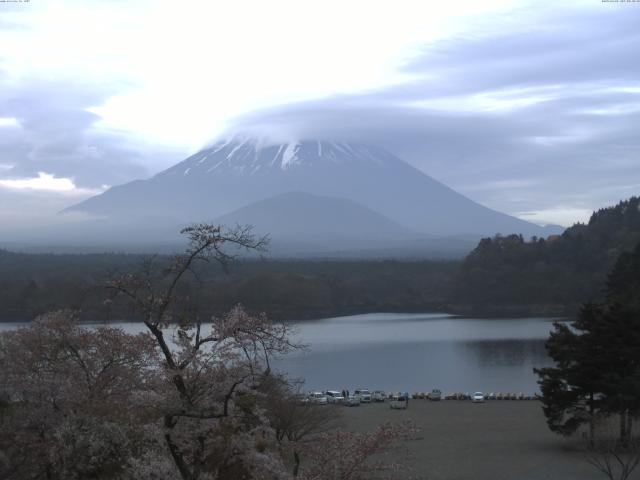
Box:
(535, 303, 607, 441)
(598, 244, 640, 444)
(536, 242, 640, 443)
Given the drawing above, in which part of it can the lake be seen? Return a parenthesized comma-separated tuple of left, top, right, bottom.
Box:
(0, 312, 559, 394)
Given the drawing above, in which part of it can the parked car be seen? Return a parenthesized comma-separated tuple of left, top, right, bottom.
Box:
(372, 390, 386, 402)
(472, 392, 485, 403)
(353, 389, 372, 403)
(324, 390, 345, 404)
(308, 392, 328, 405)
(390, 394, 408, 410)
(344, 395, 361, 407)
(428, 389, 442, 401)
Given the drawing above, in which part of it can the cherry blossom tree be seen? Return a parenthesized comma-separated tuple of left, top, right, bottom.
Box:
(106, 224, 299, 480)
(0, 309, 161, 480)
(297, 422, 418, 480)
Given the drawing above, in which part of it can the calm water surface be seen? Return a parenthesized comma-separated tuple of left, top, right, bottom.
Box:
(0, 313, 559, 393)
(274, 313, 557, 394)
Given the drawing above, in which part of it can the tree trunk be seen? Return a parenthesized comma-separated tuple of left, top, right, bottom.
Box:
(620, 410, 628, 446)
(589, 392, 595, 446)
(293, 450, 301, 478)
(165, 430, 193, 480)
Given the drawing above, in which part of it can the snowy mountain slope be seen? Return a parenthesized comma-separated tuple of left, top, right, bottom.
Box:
(66, 137, 562, 239)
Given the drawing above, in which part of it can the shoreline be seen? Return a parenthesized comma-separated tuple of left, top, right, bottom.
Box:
(0, 307, 571, 325)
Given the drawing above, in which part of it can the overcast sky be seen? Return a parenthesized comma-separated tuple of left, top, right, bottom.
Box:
(0, 0, 638, 229)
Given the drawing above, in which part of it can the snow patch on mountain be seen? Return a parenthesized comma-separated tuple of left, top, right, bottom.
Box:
(165, 136, 395, 178)
(280, 142, 301, 168)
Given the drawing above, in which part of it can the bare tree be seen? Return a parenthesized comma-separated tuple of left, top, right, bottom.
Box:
(583, 417, 640, 480)
(261, 376, 342, 477)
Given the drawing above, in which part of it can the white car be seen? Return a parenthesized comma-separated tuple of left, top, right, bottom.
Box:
(308, 392, 328, 405)
(324, 390, 345, 404)
(344, 395, 361, 407)
(472, 392, 485, 403)
(372, 390, 386, 402)
(390, 394, 408, 410)
(353, 389, 372, 403)
(428, 389, 442, 401)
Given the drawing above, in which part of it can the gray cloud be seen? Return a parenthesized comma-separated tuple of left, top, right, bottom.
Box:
(0, 78, 185, 188)
(0, 76, 188, 224)
(404, 9, 640, 91)
(227, 5, 640, 225)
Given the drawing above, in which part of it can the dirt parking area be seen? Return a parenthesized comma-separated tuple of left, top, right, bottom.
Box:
(340, 400, 614, 480)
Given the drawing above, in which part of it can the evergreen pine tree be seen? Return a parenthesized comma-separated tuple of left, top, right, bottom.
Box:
(535, 303, 606, 440)
(535, 242, 640, 442)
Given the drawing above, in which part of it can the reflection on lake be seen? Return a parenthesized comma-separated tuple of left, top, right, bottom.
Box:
(0, 312, 559, 393)
(272, 313, 557, 393)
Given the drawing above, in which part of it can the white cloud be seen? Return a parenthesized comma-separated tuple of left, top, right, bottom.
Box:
(578, 103, 640, 116)
(0, 172, 106, 196)
(414, 85, 563, 113)
(527, 130, 593, 146)
(463, 178, 540, 191)
(517, 207, 593, 227)
(0, 117, 18, 127)
(0, 0, 520, 151)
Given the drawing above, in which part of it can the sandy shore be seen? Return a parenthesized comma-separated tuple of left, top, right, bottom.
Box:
(340, 400, 610, 480)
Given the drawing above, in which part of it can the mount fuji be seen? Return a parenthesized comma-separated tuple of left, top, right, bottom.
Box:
(62, 137, 562, 255)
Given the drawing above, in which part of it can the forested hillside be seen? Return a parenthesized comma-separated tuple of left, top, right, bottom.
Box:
(2, 197, 639, 321)
(0, 252, 456, 322)
(452, 197, 640, 315)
